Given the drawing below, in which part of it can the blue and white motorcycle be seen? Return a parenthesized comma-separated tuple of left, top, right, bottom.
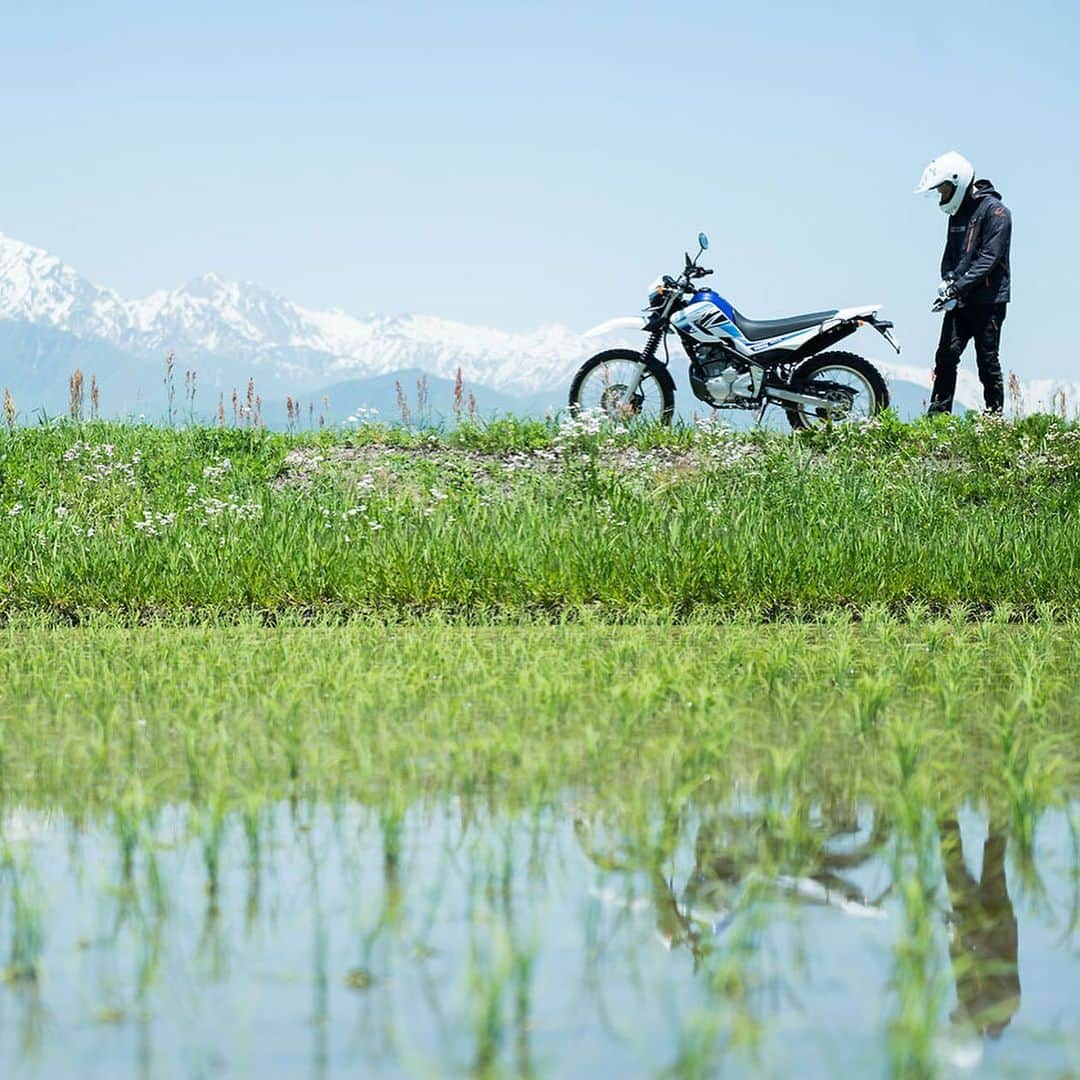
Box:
(569, 233, 900, 428)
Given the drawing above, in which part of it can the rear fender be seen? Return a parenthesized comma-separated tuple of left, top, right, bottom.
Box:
(863, 313, 902, 354)
(827, 307, 901, 355)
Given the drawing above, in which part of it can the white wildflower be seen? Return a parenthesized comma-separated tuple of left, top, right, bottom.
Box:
(202, 458, 232, 483)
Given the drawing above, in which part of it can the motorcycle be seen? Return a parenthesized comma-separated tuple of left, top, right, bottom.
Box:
(568, 233, 900, 428)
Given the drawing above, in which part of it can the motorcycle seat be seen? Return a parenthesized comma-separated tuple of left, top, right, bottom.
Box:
(730, 308, 838, 342)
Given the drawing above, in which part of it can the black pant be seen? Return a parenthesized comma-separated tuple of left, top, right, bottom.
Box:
(928, 303, 1007, 414)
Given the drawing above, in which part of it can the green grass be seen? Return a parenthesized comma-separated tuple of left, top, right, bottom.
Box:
(2, 411, 1080, 616)
(1, 618, 1076, 814)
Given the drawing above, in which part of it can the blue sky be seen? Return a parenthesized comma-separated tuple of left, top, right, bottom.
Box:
(1, 0, 1077, 380)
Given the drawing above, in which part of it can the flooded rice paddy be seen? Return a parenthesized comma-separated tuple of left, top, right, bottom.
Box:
(2, 801, 1076, 1077)
(0, 621, 1077, 1076)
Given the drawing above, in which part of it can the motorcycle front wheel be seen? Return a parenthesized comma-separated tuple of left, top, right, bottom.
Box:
(784, 351, 890, 431)
(568, 349, 676, 425)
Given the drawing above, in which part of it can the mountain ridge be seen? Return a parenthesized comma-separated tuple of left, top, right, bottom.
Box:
(0, 231, 612, 399)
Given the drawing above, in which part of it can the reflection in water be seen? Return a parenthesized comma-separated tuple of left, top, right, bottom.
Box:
(576, 806, 891, 967)
(939, 817, 1021, 1038)
(0, 800, 1074, 1076)
(687, 807, 891, 921)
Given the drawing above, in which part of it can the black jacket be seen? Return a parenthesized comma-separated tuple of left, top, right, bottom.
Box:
(942, 179, 1012, 305)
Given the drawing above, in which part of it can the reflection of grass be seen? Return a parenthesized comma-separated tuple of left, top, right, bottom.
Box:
(887, 715, 947, 1078)
(0, 848, 43, 985)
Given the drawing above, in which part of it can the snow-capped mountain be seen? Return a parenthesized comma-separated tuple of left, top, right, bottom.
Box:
(0, 231, 626, 401)
(0, 229, 1075, 419)
(0, 233, 129, 342)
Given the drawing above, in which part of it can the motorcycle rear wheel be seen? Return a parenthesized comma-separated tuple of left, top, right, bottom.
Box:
(784, 351, 889, 430)
(568, 349, 676, 425)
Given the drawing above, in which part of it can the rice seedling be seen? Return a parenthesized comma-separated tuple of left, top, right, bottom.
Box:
(0, 614, 1061, 1073)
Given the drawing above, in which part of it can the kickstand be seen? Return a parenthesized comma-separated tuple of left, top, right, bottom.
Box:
(754, 400, 769, 428)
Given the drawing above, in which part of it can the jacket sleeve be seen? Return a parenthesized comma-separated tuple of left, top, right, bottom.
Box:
(955, 206, 1011, 295)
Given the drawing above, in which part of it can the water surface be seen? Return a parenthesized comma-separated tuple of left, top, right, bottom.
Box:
(2, 797, 1076, 1077)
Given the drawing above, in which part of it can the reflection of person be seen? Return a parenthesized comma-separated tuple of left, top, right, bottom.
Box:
(939, 818, 1021, 1037)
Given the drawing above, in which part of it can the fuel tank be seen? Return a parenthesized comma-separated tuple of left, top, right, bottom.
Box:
(672, 290, 743, 343)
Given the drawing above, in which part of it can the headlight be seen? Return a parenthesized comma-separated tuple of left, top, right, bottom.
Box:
(646, 277, 667, 308)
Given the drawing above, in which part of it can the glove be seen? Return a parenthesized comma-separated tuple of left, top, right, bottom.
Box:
(932, 279, 959, 313)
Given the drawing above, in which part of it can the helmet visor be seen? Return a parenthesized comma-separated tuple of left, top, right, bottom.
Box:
(935, 181, 957, 207)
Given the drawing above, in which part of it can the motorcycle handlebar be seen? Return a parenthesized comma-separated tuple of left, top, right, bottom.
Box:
(665, 267, 714, 294)
(678, 268, 713, 288)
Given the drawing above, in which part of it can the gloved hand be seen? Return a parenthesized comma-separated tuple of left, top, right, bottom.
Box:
(932, 279, 959, 313)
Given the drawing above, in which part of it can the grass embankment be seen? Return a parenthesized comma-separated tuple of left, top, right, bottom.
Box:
(1, 412, 1079, 616)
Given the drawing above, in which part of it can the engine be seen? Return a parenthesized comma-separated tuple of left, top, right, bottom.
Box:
(689, 346, 756, 406)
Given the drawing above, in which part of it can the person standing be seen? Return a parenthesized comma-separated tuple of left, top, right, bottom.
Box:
(915, 152, 1012, 414)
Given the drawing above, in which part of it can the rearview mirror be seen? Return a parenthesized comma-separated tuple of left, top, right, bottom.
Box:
(698, 232, 709, 251)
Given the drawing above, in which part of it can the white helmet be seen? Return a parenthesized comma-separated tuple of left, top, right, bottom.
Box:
(915, 151, 975, 216)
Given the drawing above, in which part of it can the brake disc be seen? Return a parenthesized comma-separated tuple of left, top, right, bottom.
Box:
(600, 384, 642, 417)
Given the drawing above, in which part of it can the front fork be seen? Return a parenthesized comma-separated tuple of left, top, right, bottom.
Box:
(622, 302, 672, 405)
(621, 329, 663, 405)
